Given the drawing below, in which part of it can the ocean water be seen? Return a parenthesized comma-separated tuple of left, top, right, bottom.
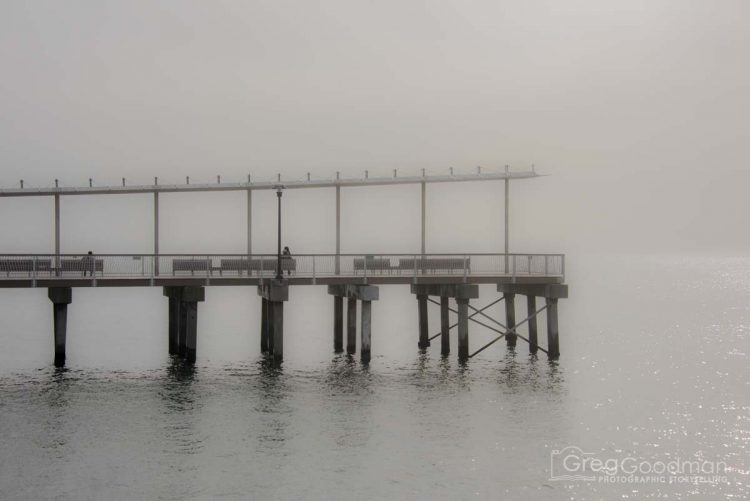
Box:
(0, 255, 747, 500)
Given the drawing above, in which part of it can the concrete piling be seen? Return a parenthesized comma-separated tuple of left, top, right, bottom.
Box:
(504, 293, 517, 348)
(361, 300, 372, 362)
(48, 287, 72, 367)
(527, 295, 538, 354)
(271, 301, 284, 360)
(417, 294, 429, 348)
(440, 296, 450, 355)
(546, 297, 560, 359)
(167, 295, 180, 355)
(333, 295, 343, 353)
(456, 298, 469, 361)
(258, 280, 289, 360)
(328, 285, 379, 359)
(347, 297, 357, 354)
(261, 297, 269, 353)
(164, 286, 205, 363)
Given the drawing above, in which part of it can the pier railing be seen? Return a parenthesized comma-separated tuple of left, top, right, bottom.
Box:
(0, 253, 565, 281)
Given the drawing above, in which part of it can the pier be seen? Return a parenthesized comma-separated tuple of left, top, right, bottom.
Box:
(0, 168, 568, 366)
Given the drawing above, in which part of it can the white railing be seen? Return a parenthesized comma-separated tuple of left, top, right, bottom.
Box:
(0, 253, 565, 281)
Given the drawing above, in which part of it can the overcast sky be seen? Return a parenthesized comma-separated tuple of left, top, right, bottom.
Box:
(0, 0, 748, 255)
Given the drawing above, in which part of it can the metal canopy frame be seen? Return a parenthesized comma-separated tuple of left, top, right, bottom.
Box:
(0, 167, 544, 270)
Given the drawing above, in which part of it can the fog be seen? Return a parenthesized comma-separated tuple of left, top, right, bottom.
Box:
(1, 0, 748, 255)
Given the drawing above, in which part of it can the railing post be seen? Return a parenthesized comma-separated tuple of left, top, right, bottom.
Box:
(545, 255, 549, 276)
(561, 255, 565, 280)
(512, 255, 516, 282)
(363, 255, 368, 284)
(463, 254, 468, 282)
(413, 254, 418, 283)
(312, 255, 316, 284)
(32, 256, 37, 287)
(527, 254, 532, 275)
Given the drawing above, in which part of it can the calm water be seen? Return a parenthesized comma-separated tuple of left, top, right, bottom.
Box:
(0, 255, 747, 500)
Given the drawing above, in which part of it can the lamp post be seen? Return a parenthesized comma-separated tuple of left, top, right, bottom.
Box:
(275, 185, 284, 281)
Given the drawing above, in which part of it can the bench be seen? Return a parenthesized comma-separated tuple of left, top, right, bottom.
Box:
(397, 257, 469, 274)
(60, 258, 104, 274)
(0, 259, 52, 275)
(218, 258, 296, 275)
(172, 258, 212, 275)
(353, 257, 392, 273)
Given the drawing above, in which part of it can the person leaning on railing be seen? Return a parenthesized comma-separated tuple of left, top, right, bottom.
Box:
(282, 246, 292, 276)
(82, 251, 95, 277)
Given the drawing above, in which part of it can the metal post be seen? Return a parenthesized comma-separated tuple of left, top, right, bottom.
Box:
(154, 192, 159, 276)
(247, 190, 253, 258)
(504, 166, 509, 271)
(54, 193, 60, 276)
(276, 188, 283, 281)
(421, 181, 426, 255)
(335, 185, 341, 275)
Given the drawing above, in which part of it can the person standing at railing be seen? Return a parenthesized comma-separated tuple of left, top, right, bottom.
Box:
(282, 246, 292, 276)
(82, 251, 95, 277)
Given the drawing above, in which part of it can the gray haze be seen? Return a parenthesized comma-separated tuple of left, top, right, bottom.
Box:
(1, 0, 749, 254)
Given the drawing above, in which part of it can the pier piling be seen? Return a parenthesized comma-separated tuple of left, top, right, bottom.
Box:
(457, 298, 469, 361)
(258, 280, 289, 360)
(546, 297, 559, 359)
(347, 297, 357, 354)
(440, 296, 450, 355)
(333, 296, 343, 353)
(361, 300, 372, 362)
(417, 294, 429, 349)
(504, 293, 517, 348)
(527, 295, 538, 354)
(48, 287, 71, 367)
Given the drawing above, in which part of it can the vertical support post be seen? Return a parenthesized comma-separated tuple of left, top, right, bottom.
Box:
(457, 298, 469, 361)
(505, 293, 516, 348)
(168, 296, 180, 355)
(417, 294, 429, 348)
(527, 295, 538, 354)
(53, 303, 68, 367)
(440, 296, 450, 355)
(347, 297, 356, 354)
(154, 192, 160, 276)
(546, 297, 560, 359)
(247, 190, 253, 258)
(178, 298, 188, 357)
(504, 170, 509, 272)
(361, 300, 372, 362)
(261, 297, 269, 353)
(335, 185, 341, 275)
(272, 301, 284, 360)
(421, 181, 426, 256)
(54, 193, 60, 276)
(183, 301, 198, 363)
(49, 287, 72, 367)
(333, 295, 343, 353)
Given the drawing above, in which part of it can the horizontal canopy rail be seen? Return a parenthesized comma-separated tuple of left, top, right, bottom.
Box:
(0, 169, 539, 197)
(0, 253, 565, 281)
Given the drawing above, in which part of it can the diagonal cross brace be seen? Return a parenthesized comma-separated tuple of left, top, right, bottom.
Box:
(426, 297, 504, 341)
(469, 303, 549, 357)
